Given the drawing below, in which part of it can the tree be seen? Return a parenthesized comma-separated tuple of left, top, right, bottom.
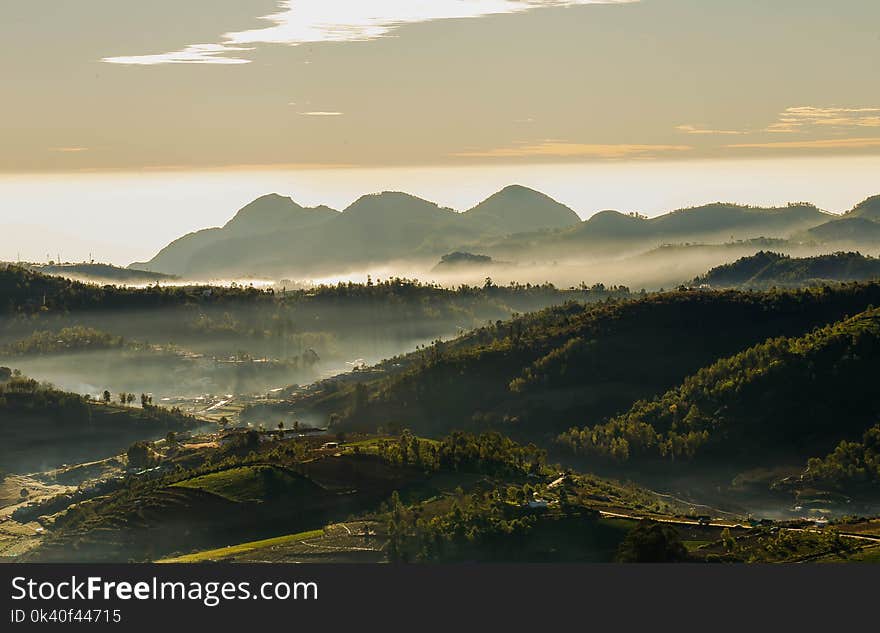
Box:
(126, 393, 135, 406)
(721, 527, 736, 552)
(102, 390, 111, 404)
(127, 441, 151, 469)
(118, 392, 127, 406)
(165, 431, 177, 445)
(615, 521, 689, 563)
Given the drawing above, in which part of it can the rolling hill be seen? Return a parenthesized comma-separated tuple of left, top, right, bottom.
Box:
(559, 308, 880, 465)
(460, 202, 832, 263)
(694, 251, 880, 288)
(312, 283, 880, 444)
(0, 374, 198, 473)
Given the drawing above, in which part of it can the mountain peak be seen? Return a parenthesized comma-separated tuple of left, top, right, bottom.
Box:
(223, 194, 303, 232)
(465, 185, 580, 234)
(341, 191, 455, 224)
(848, 194, 880, 221)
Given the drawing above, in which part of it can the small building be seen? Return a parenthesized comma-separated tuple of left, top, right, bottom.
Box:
(321, 441, 340, 450)
(528, 499, 549, 509)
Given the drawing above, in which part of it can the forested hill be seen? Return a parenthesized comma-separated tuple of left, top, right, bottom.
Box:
(799, 422, 880, 496)
(329, 283, 880, 442)
(694, 251, 880, 288)
(0, 264, 272, 316)
(0, 373, 197, 472)
(558, 308, 880, 465)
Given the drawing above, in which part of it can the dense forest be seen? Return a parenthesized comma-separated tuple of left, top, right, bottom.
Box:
(558, 308, 880, 465)
(799, 423, 880, 494)
(324, 283, 880, 445)
(694, 251, 880, 289)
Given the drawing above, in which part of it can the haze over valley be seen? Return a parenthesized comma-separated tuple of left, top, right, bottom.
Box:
(4, 0, 880, 566)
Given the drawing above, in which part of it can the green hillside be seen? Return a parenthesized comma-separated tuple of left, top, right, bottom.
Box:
(558, 308, 880, 465)
(694, 251, 880, 288)
(0, 374, 198, 473)
(324, 283, 880, 442)
(797, 423, 880, 496)
(172, 465, 323, 503)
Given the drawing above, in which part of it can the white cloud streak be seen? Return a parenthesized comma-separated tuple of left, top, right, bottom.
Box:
(103, 1, 636, 65)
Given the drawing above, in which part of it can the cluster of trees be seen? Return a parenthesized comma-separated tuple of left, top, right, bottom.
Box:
(558, 307, 880, 464)
(0, 375, 91, 424)
(0, 326, 125, 356)
(802, 423, 880, 492)
(0, 263, 272, 317)
(375, 431, 546, 477)
(386, 488, 538, 562)
(614, 521, 689, 563)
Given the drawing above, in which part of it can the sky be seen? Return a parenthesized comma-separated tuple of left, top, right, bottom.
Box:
(1, 0, 879, 263)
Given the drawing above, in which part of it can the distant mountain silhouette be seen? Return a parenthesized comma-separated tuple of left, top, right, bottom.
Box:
(803, 217, 880, 244)
(131, 194, 338, 274)
(486, 202, 832, 260)
(462, 185, 581, 234)
(133, 188, 874, 279)
(572, 203, 828, 243)
(847, 194, 880, 222)
(790, 195, 880, 246)
(131, 187, 580, 277)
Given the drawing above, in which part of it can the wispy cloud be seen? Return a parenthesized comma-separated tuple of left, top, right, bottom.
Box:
(675, 124, 744, 136)
(103, 1, 636, 65)
(49, 147, 89, 153)
(453, 140, 693, 159)
(727, 137, 880, 150)
(766, 106, 880, 134)
(299, 111, 343, 116)
(104, 44, 254, 66)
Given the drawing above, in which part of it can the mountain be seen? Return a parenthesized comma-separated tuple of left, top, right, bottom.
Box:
(559, 307, 880, 466)
(791, 195, 880, 246)
(133, 188, 581, 278)
(133, 189, 845, 279)
(462, 185, 581, 234)
(483, 202, 832, 262)
(222, 194, 338, 236)
(574, 203, 826, 246)
(847, 194, 880, 222)
(694, 251, 880, 288)
(130, 194, 339, 274)
(803, 217, 880, 245)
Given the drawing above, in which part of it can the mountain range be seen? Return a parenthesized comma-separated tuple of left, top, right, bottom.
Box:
(131, 188, 880, 279)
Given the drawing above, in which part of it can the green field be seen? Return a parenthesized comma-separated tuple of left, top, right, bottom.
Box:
(172, 465, 320, 503)
(158, 528, 326, 563)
